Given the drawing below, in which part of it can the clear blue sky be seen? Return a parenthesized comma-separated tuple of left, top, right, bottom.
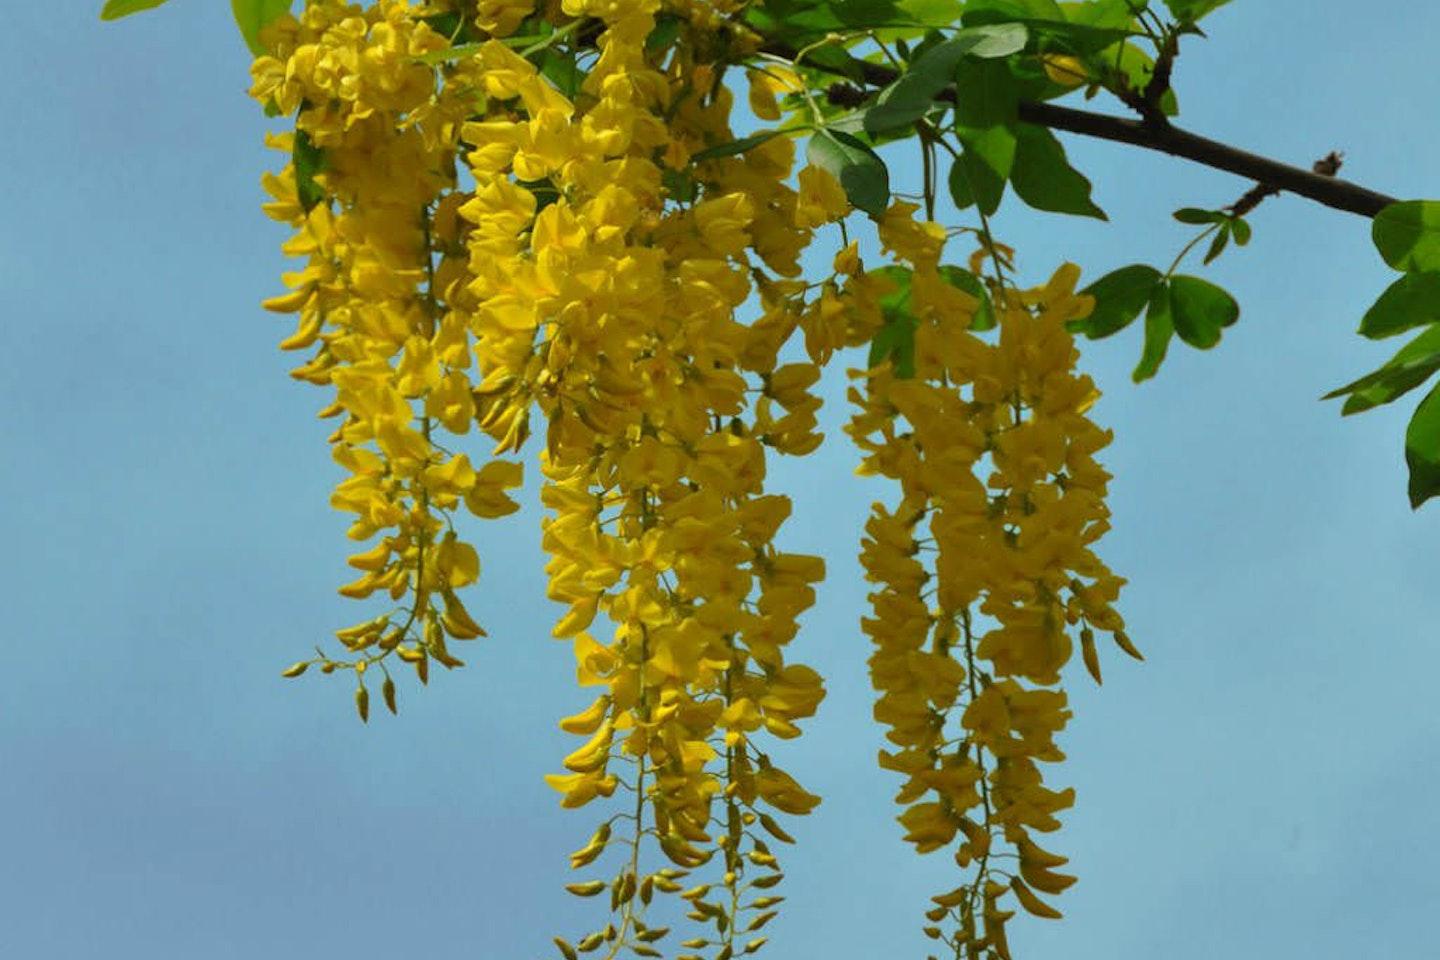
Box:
(3, 3, 1438, 957)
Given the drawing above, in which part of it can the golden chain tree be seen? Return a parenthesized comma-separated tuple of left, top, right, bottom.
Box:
(101, 1, 1440, 958)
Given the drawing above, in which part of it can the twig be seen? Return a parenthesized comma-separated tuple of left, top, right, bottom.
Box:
(762, 41, 1398, 219)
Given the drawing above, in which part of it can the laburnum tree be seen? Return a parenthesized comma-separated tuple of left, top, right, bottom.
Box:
(101, 0, 1440, 957)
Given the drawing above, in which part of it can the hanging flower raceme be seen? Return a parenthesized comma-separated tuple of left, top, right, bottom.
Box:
(238, 0, 1134, 956)
(848, 203, 1136, 957)
(254, 1, 523, 713)
(438, 2, 834, 956)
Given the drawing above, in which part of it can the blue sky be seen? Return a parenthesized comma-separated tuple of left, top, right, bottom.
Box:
(3, 2, 1438, 957)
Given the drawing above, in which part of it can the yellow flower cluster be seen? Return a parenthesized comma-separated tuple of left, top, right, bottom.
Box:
(448, 3, 849, 954)
(252, 1, 524, 709)
(250, 0, 867, 954)
(848, 205, 1135, 956)
(244, 1, 1131, 956)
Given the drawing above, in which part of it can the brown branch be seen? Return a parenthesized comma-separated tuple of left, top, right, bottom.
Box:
(1017, 101, 1393, 217)
(762, 42, 1399, 220)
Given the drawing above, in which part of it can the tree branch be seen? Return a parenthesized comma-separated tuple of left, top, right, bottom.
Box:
(1015, 101, 1394, 218)
(762, 42, 1399, 219)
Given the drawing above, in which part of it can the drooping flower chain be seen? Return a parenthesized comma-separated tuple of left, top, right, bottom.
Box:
(252, 0, 526, 716)
(849, 204, 1136, 957)
(246, 2, 1132, 957)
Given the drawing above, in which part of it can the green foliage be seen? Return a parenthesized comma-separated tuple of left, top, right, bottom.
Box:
(232, 0, 293, 57)
(1406, 383, 1440, 507)
(964, 0, 1065, 20)
(1323, 321, 1440, 508)
(952, 58, 1021, 215)
(867, 265, 996, 376)
(1170, 208, 1250, 265)
(868, 267, 920, 378)
(1320, 201, 1440, 506)
(293, 127, 327, 212)
(1073, 266, 1237, 380)
(693, 131, 786, 162)
(1167, 275, 1239, 349)
(539, 47, 585, 99)
(1162, 0, 1234, 25)
(1132, 280, 1174, 382)
(863, 24, 1028, 134)
(99, 0, 170, 20)
(1359, 273, 1440, 340)
(1010, 126, 1105, 219)
(96, 0, 1440, 506)
(940, 265, 997, 330)
(966, 6, 1136, 56)
(1324, 326, 1440, 416)
(1073, 264, 1161, 338)
(745, 0, 961, 45)
(1372, 201, 1440, 272)
(807, 130, 891, 217)
(1101, 40, 1180, 115)
(1172, 207, 1220, 225)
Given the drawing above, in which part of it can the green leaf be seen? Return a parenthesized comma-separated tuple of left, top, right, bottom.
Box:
(1010, 125, 1105, 219)
(867, 265, 994, 371)
(693, 130, 786, 162)
(1372, 201, 1440, 273)
(662, 168, 698, 204)
(744, 0, 845, 35)
(961, 22, 1030, 58)
(1019, 17, 1134, 55)
(1168, 275, 1239, 349)
(1358, 272, 1440, 340)
(938, 266, 996, 331)
(421, 12, 464, 40)
(1132, 280, 1174, 382)
(1202, 226, 1230, 265)
(955, 56, 1020, 131)
(802, 45, 872, 83)
(1073, 264, 1161, 339)
(869, 315, 918, 377)
(949, 145, 1005, 216)
(807, 130, 891, 217)
(963, 0, 1064, 20)
(294, 127, 327, 212)
(873, 264, 914, 312)
(539, 48, 585, 99)
(1230, 217, 1252, 246)
(231, 0, 293, 56)
(645, 14, 682, 53)
(1103, 41, 1179, 116)
(1324, 324, 1440, 415)
(953, 58, 1019, 216)
(1173, 207, 1222, 225)
(1406, 382, 1440, 508)
(1060, 0, 1136, 29)
(868, 267, 918, 377)
(864, 24, 1027, 134)
(897, 0, 966, 25)
(966, 2, 1135, 56)
(1163, 0, 1233, 24)
(100, 0, 170, 20)
(833, 0, 903, 27)
(960, 119, 1018, 176)
(863, 59, 957, 135)
(948, 155, 976, 210)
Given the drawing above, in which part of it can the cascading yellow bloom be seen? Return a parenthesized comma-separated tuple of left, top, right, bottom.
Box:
(246, 3, 1132, 957)
(253, 1, 522, 710)
(849, 201, 1133, 955)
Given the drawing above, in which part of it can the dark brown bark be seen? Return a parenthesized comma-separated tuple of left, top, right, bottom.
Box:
(762, 42, 1400, 219)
